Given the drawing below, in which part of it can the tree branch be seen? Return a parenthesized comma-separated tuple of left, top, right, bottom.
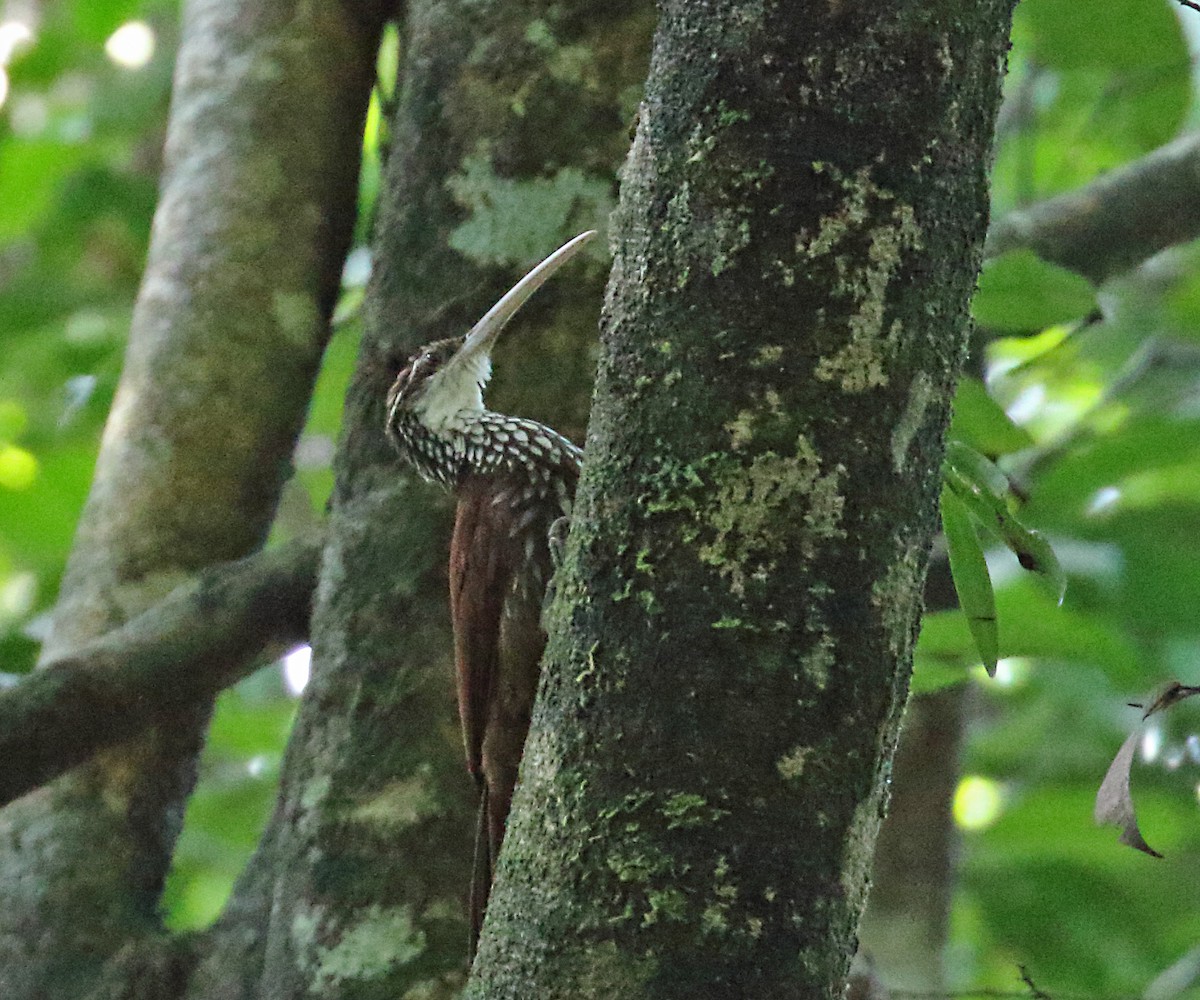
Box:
(0, 537, 320, 809)
(986, 130, 1200, 283)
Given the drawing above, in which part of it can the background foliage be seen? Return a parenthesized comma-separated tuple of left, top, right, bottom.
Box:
(4, 0, 1200, 995)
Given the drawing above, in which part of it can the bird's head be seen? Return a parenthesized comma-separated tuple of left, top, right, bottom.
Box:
(385, 335, 473, 432)
(386, 230, 595, 438)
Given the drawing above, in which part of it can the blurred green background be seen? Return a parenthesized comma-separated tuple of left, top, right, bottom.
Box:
(3, 1, 1200, 996)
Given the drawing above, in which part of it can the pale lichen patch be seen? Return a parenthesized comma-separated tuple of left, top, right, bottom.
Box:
(873, 539, 926, 657)
(753, 343, 785, 367)
(814, 328, 888, 392)
(802, 633, 835, 691)
(702, 903, 729, 933)
(937, 35, 955, 75)
(300, 774, 331, 811)
(662, 792, 729, 829)
(447, 151, 613, 264)
(725, 409, 756, 450)
(695, 854, 744, 937)
(799, 164, 924, 393)
(890, 371, 934, 473)
(607, 841, 674, 885)
(723, 387, 785, 449)
(800, 164, 874, 258)
(566, 940, 656, 996)
(710, 214, 752, 276)
(643, 887, 688, 925)
(777, 745, 811, 781)
(311, 904, 426, 988)
(291, 905, 324, 974)
(349, 769, 438, 831)
(675, 111, 761, 277)
(665, 176, 692, 237)
(697, 435, 845, 596)
(840, 783, 888, 917)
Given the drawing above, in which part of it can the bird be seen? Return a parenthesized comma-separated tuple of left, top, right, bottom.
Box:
(384, 231, 595, 957)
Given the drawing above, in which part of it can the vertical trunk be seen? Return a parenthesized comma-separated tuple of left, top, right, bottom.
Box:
(471, 2, 1014, 997)
(240, 3, 652, 997)
(858, 688, 966, 993)
(0, 2, 390, 996)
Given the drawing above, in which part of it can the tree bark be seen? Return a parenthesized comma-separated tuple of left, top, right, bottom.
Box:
(11, 0, 1200, 996)
(204, 3, 654, 998)
(469, 2, 1015, 997)
(0, 1, 390, 996)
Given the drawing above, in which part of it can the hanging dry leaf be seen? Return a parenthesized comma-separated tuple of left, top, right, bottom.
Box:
(1096, 681, 1200, 858)
(1094, 728, 1162, 859)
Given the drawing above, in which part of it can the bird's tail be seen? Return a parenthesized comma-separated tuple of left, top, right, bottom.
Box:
(467, 782, 493, 967)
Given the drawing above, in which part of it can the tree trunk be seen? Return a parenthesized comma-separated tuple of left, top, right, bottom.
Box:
(857, 687, 966, 994)
(0, 1, 390, 996)
(218, 3, 654, 998)
(469, 2, 1015, 997)
(0, 0, 1023, 995)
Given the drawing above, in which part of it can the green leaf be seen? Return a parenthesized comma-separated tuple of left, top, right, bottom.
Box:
(1144, 945, 1200, 1000)
(944, 443, 1068, 604)
(973, 250, 1097, 333)
(916, 578, 1141, 687)
(910, 656, 970, 695)
(206, 695, 297, 758)
(944, 440, 1011, 502)
(0, 401, 29, 443)
(949, 377, 1033, 457)
(993, 0, 1191, 209)
(303, 326, 361, 435)
(1005, 527, 1067, 605)
(1019, 0, 1187, 72)
(1108, 509, 1200, 635)
(941, 486, 998, 676)
(1027, 417, 1200, 528)
(0, 141, 86, 242)
(72, 0, 147, 44)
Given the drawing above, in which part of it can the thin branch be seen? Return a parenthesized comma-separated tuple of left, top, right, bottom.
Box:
(985, 130, 1200, 284)
(1178, 0, 1200, 14)
(0, 536, 321, 809)
(1018, 967, 1052, 1000)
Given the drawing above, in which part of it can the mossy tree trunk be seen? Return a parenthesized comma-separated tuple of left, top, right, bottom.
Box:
(469, 2, 1015, 997)
(0, 0, 652, 995)
(0, 0, 1018, 996)
(227, 3, 654, 999)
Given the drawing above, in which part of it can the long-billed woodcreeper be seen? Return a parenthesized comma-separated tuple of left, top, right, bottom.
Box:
(384, 231, 594, 953)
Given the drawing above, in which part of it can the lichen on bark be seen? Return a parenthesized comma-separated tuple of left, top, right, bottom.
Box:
(469, 2, 1016, 997)
(237, 3, 654, 998)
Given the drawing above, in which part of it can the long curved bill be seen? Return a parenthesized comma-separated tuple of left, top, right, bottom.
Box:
(456, 230, 597, 362)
